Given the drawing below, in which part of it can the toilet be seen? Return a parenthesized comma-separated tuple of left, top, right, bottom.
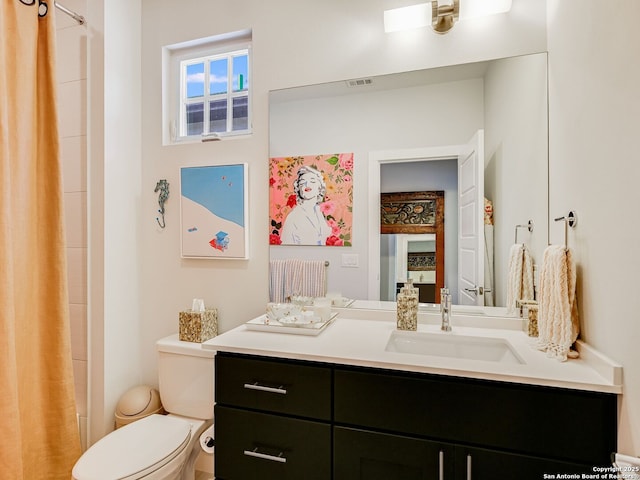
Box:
(72, 334, 215, 480)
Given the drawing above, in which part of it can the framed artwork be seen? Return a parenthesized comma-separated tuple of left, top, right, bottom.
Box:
(180, 164, 248, 259)
(269, 153, 353, 246)
(408, 252, 436, 271)
(380, 191, 444, 234)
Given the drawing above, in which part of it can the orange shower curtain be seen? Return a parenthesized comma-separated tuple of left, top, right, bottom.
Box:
(0, 1, 82, 478)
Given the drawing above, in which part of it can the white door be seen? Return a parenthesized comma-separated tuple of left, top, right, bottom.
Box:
(457, 130, 485, 306)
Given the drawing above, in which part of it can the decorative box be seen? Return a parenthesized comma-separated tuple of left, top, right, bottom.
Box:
(178, 309, 218, 343)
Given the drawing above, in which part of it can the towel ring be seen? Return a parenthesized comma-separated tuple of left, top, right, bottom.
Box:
(553, 211, 577, 249)
(514, 220, 534, 244)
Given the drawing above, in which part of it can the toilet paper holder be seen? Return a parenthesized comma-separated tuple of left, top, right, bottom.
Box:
(199, 425, 215, 454)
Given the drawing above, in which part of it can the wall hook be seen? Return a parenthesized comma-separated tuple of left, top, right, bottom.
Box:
(154, 179, 170, 228)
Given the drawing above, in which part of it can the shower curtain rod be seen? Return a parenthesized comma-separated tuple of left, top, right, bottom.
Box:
(55, 2, 85, 25)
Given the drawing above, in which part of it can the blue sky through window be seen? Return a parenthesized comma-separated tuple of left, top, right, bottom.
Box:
(185, 54, 248, 98)
(233, 55, 248, 91)
(209, 59, 228, 95)
(186, 62, 204, 98)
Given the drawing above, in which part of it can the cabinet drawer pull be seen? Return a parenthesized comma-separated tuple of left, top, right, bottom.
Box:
(243, 447, 287, 463)
(243, 382, 287, 395)
(466, 454, 472, 480)
(438, 450, 444, 480)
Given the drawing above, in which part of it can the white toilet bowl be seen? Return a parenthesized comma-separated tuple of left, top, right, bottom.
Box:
(73, 335, 215, 480)
(72, 414, 210, 480)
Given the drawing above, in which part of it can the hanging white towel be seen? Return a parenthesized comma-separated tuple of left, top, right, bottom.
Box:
(286, 259, 326, 300)
(271, 259, 327, 302)
(537, 245, 580, 362)
(269, 259, 287, 303)
(506, 244, 534, 314)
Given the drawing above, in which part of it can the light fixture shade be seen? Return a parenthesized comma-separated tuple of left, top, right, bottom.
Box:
(384, 3, 433, 33)
(383, 0, 512, 34)
(458, 0, 512, 20)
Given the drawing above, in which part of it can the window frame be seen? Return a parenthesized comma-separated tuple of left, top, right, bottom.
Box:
(163, 31, 252, 145)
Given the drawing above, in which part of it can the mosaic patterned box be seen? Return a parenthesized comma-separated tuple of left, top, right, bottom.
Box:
(178, 309, 218, 343)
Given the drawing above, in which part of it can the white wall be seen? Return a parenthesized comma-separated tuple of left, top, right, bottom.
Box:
(87, 0, 143, 443)
(547, 0, 640, 455)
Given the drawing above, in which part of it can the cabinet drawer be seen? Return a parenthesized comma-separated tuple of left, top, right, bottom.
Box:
(335, 426, 454, 480)
(335, 367, 617, 465)
(215, 405, 331, 480)
(216, 353, 332, 420)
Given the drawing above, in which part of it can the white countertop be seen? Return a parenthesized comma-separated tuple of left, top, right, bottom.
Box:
(202, 310, 622, 394)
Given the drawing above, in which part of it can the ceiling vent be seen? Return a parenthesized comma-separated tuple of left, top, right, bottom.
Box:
(346, 78, 374, 88)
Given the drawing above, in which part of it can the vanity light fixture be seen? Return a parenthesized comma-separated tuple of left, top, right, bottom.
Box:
(384, 0, 512, 34)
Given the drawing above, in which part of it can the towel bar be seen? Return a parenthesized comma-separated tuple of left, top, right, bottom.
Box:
(553, 211, 577, 249)
(514, 220, 534, 244)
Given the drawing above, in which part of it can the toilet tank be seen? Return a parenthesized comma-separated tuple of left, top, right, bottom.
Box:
(156, 334, 214, 420)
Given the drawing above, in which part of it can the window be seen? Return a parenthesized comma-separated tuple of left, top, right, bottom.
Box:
(163, 30, 252, 144)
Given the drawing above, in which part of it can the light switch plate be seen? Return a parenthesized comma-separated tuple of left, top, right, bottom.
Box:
(341, 253, 359, 268)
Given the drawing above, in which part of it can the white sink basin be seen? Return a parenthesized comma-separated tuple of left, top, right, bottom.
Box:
(385, 330, 525, 364)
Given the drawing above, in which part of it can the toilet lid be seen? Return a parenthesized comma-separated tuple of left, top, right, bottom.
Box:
(72, 414, 191, 480)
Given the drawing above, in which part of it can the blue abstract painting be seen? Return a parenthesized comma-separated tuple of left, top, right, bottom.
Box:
(180, 164, 248, 259)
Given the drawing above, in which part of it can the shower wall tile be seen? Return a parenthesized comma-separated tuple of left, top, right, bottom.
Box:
(61, 135, 87, 193)
(73, 359, 87, 417)
(64, 191, 87, 248)
(58, 79, 87, 138)
(69, 303, 87, 361)
(67, 247, 87, 305)
(56, 26, 87, 84)
(57, 0, 87, 449)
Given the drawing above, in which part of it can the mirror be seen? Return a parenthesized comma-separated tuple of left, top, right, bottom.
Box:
(382, 234, 438, 303)
(269, 52, 548, 310)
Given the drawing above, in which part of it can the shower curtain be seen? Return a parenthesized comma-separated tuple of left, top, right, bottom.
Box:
(0, 1, 82, 478)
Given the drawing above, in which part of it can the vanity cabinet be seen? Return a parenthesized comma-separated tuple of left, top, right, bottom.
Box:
(214, 354, 332, 480)
(214, 352, 617, 480)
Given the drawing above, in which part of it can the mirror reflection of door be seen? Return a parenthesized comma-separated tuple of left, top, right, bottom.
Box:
(457, 130, 485, 306)
(380, 191, 444, 302)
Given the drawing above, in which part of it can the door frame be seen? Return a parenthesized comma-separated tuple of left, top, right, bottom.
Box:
(368, 145, 463, 301)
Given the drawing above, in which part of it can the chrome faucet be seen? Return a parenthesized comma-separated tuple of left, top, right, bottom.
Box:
(440, 288, 452, 332)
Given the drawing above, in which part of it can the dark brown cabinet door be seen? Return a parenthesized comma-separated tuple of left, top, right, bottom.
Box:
(454, 446, 596, 480)
(334, 426, 455, 480)
(215, 405, 331, 480)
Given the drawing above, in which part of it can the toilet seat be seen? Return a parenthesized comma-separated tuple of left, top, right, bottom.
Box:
(72, 414, 192, 480)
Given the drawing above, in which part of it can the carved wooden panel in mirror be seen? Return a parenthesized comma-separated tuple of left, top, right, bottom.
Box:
(380, 191, 444, 297)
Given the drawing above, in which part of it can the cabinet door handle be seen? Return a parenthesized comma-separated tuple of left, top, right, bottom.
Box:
(243, 382, 287, 395)
(466, 454, 472, 480)
(243, 447, 287, 463)
(438, 450, 444, 480)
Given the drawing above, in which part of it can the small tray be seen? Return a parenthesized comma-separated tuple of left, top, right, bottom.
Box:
(333, 297, 355, 308)
(245, 313, 338, 336)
